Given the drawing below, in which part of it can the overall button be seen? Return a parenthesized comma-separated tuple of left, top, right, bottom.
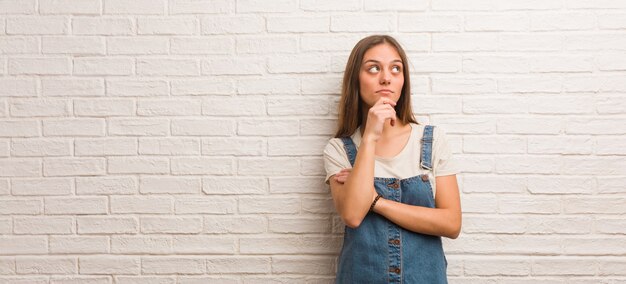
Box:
(388, 239, 400, 245)
(389, 267, 401, 274)
(388, 181, 399, 189)
(421, 174, 429, 182)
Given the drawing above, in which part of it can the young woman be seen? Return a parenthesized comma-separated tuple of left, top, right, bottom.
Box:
(323, 35, 461, 283)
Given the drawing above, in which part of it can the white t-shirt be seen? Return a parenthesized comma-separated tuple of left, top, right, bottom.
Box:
(323, 123, 458, 196)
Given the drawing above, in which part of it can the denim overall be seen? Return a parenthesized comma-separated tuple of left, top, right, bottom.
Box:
(336, 125, 448, 283)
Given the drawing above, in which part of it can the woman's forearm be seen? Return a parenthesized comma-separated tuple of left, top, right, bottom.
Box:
(339, 139, 377, 228)
(373, 198, 461, 239)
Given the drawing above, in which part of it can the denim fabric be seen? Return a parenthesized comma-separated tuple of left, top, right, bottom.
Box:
(336, 125, 447, 283)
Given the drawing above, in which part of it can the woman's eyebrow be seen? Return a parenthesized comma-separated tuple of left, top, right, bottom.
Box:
(362, 59, 403, 64)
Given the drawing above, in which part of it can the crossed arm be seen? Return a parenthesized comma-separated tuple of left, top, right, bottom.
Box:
(330, 168, 461, 239)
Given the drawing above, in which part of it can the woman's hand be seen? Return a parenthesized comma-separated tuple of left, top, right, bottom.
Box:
(362, 97, 397, 143)
(334, 168, 379, 204)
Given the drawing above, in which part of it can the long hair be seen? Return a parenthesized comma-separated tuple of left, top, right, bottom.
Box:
(334, 35, 417, 138)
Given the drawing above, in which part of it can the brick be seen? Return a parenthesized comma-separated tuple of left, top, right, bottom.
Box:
(108, 118, 169, 136)
(432, 77, 497, 94)
(531, 56, 593, 73)
(495, 156, 561, 174)
(14, 216, 73, 234)
(138, 17, 197, 35)
(498, 76, 563, 93)
(206, 257, 270, 273)
(267, 97, 328, 115)
(463, 135, 526, 154)
(104, 0, 165, 14)
(271, 256, 334, 275)
(111, 236, 171, 254)
(140, 177, 200, 194)
(446, 235, 561, 254)
(599, 13, 626, 29)
(137, 58, 199, 76)
(528, 95, 593, 114)
(49, 276, 111, 284)
(202, 15, 264, 34)
(171, 119, 234, 136)
(171, 157, 233, 175)
(107, 37, 168, 55)
(238, 158, 300, 176)
(566, 118, 626, 134)
(464, 216, 526, 234)
(399, 14, 461, 32)
(170, 0, 234, 14)
(237, 0, 297, 12)
(117, 276, 177, 283)
(43, 118, 105, 137)
(0, 236, 47, 254)
(300, 119, 335, 135)
(42, 36, 105, 55)
(239, 236, 341, 254)
(0, 78, 37, 97)
(0, 36, 38, 53)
(16, 257, 76, 274)
(77, 217, 138, 234)
(463, 175, 526, 193)
(45, 196, 107, 214)
(463, 97, 526, 114)
(202, 137, 263, 156)
(432, 0, 494, 10)
(239, 197, 300, 214)
(597, 137, 626, 155)
(11, 138, 72, 157)
(9, 57, 71, 75)
(7, 16, 68, 34)
(237, 119, 299, 136)
(202, 96, 265, 116)
(138, 99, 202, 116)
(300, 0, 359, 11)
(106, 80, 169, 97)
(462, 56, 528, 73)
(532, 258, 596, 275)
(461, 193, 498, 213)
(598, 177, 626, 194)
(563, 197, 626, 214)
(496, 0, 561, 10)
(110, 196, 172, 214)
(237, 36, 297, 54)
(74, 99, 134, 117)
(141, 257, 204, 274)
(238, 78, 300, 95)
(72, 17, 134, 35)
(202, 177, 267, 195)
(171, 36, 233, 54)
(433, 33, 498, 51)
(599, 260, 626, 276)
(76, 176, 138, 195)
(526, 216, 593, 234)
(174, 197, 236, 214)
(528, 136, 592, 155)
(49, 236, 108, 254)
(301, 34, 362, 52)
(202, 58, 264, 75)
(40, 0, 101, 14)
(269, 177, 326, 194)
(11, 178, 72, 195)
(465, 14, 529, 31)
(269, 217, 330, 233)
(80, 256, 140, 274)
(74, 138, 137, 156)
(0, 179, 8, 195)
(0, 198, 42, 214)
(172, 236, 236, 254)
(204, 216, 266, 234)
(107, 157, 169, 174)
(498, 196, 561, 214)
(597, 53, 626, 71)
(267, 16, 329, 33)
(302, 197, 334, 214)
(0, 158, 40, 177)
(565, 33, 626, 51)
(10, 99, 70, 117)
(43, 158, 106, 177)
(562, 157, 626, 175)
(268, 137, 327, 156)
(300, 157, 325, 177)
(139, 138, 200, 155)
(42, 78, 104, 97)
(330, 14, 393, 32)
(74, 58, 134, 75)
(430, 116, 495, 134)
(0, 0, 36, 14)
(171, 79, 235, 96)
(268, 54, 328, 73)
(531, 13, 596, 31)
(497, 118, 562, 134)
(464, 257, 530, 276)
(499, 33, 562, 51)
(0, 256, 14, 273)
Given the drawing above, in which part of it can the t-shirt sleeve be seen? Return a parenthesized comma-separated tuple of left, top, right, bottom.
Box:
(323, 138, 352, 184)
(432, 127, 459, 177)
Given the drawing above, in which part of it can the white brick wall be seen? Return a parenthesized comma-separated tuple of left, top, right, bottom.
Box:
(0, 0, 625, 282)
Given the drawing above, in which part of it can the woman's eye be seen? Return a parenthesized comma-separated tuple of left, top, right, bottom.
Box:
(368, 66, 380, 73)
(392, 66, 401, 73)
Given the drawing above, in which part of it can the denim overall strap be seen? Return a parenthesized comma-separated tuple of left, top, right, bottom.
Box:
(340, 137, 357, 167)
(420, 125, 435, 170)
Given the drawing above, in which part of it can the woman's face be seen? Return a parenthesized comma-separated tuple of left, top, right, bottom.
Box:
(358, 43, 404, 108)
